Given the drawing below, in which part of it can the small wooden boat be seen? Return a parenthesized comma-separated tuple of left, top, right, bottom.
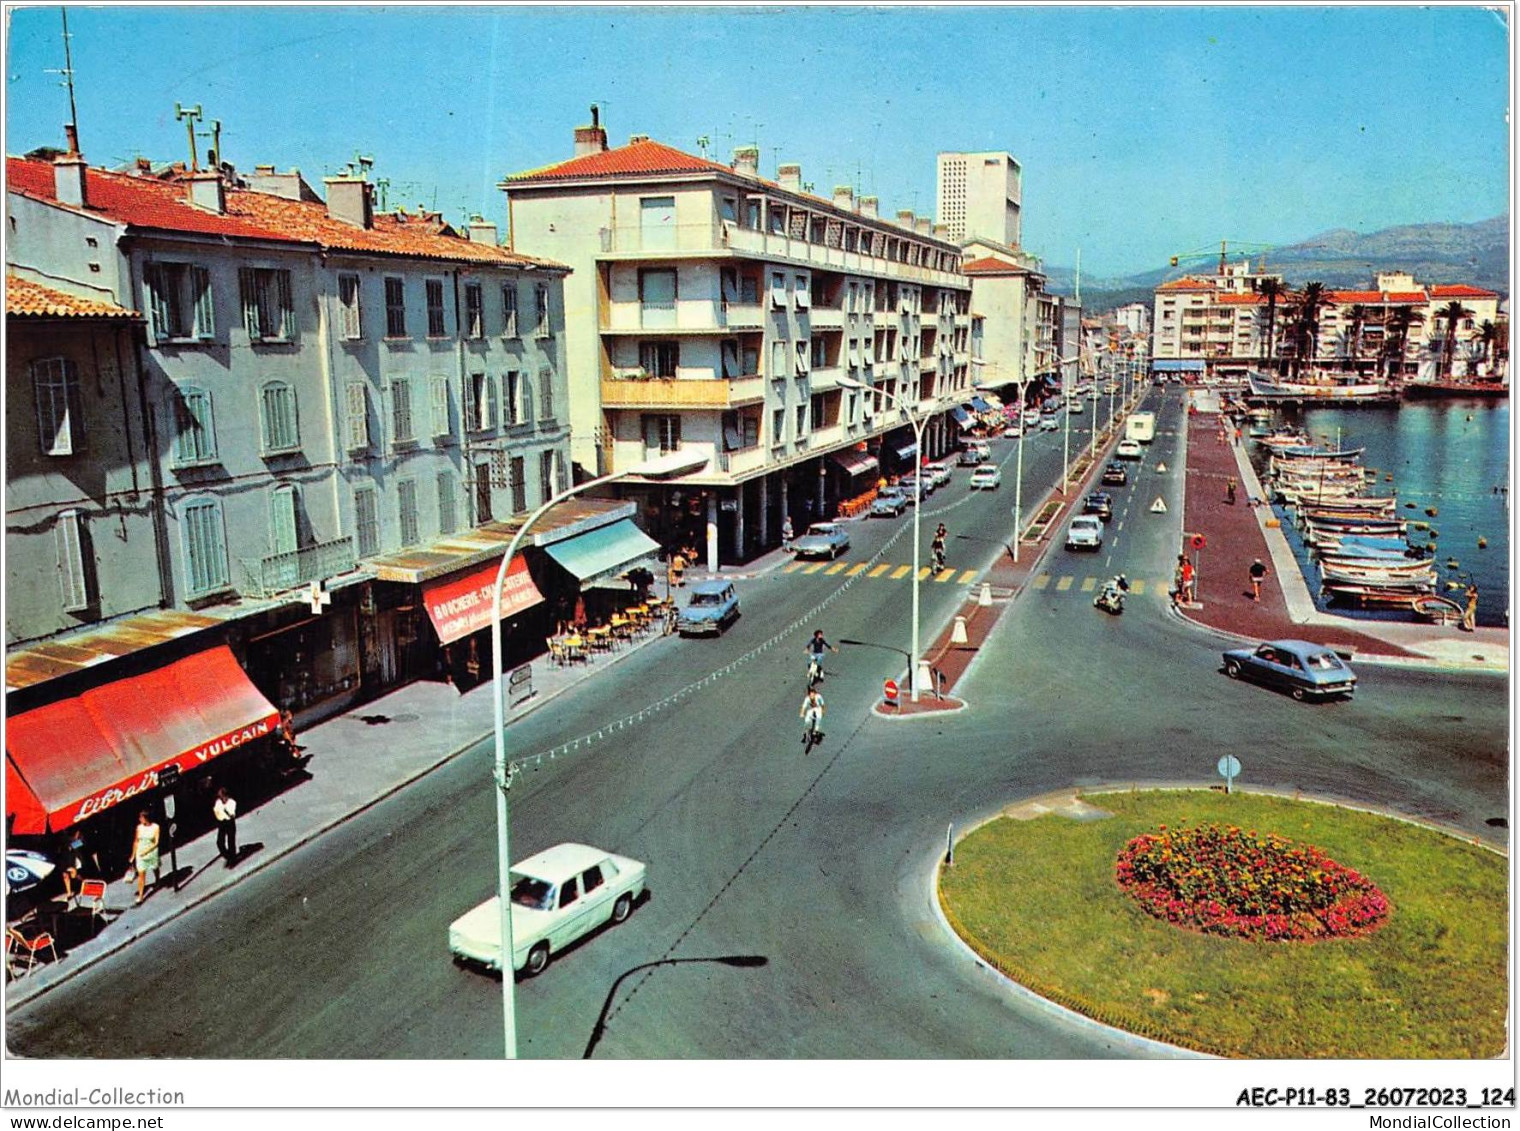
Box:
(1411, 594, 1465, 625)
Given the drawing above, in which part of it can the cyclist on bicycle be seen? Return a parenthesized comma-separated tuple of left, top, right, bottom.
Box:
(799, 687, 825, 745)
(931, 524, 948, 572)
(805, 630, 838, 685)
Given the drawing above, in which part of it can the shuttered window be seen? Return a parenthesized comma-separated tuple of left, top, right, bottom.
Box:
(33, 357, 83, 456)
(338, 273, 363, 339)
(56, 509, 89, 612)
(171, 387, 217, 466)
(345, 382, 369, 452)
(437, 471, 457, 535)
(464, 283, 484, 339)
(260, 381, 300, 454)
(384, 277, 406, 337)
(508, 456, 527, 514)
(182, 498, 230, 596)
(539, 450, 555, 506)
(354, 487, 380, 556)
(397, 478, 419, 546)
(538, 366, 554, 420)
(426, 278, 447, 337)
(534, 284, 551, 337)
(239, 267, 295, 341)
(389, 378, 415, 447)
(429, 376, 452, 440)
(144, 262, 215, 342)
(466, 372, 495, 431)
(501, 284, 518, 337)
(268, 484, 298, 555)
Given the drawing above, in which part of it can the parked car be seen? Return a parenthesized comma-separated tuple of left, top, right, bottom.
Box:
(957, 447, 984, 466)
(1065, 515, 1104, 551)
(898, 475, 934, 501)
(449, 843, 647, 976)
(1068, 401, 1085, 415)
(1083, 491, 1114, 521)
(1039, 414, 1060, 431)
(1101, 462, 1129, 486)
(793, 521, 851, 559)
(1222, 639, 1358, 701)
(969, 464, 1002, 489)
(870, 488, 908, 517)
(924, 461, 953, 487)
(676, 579, 740, 636)
(1116, 439, 1143, 460)
(1022, 408, 1042, 427)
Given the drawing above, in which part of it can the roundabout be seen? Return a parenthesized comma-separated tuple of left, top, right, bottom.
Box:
(937, 789, 1508, 1059)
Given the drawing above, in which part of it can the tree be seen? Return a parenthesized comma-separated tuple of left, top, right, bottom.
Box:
(1257, 277, 1284, 368)
(1292, 282, 1327, 380)
(1477, 320, 1498, 377)
(1383, 307, 1418, 381)
(1344, 304, 1368, 375)
(1436, 301, 1472, 379)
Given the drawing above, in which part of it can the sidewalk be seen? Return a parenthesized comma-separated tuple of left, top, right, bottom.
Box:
(1181, 409, 1509, 669)
(6, 617, 685, 1005)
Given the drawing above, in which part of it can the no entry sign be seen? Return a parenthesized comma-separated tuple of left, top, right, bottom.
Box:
(883, 679, 900, 707)
(1191, 533, 1207, 550)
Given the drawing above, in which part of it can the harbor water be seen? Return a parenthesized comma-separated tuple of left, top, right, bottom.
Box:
(1248, 399, 1511, 627)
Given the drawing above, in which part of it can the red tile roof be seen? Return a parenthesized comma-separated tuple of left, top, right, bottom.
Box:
(1155, 278, 1213, 292)
(1386, 292, 1427, 303)
(1327, 289, 1428, 304)
(506, 139, 736, 183)
(961, 256, 1029, 275)
(1429, 284, 1497, 299)
(7, 274, 138, 318)
(6, 157, 561, 269)
(1216, 294, 1265, 305)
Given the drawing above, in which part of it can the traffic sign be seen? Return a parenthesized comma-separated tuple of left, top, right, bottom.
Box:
(1191, 533, 1207, 550)
(1217, 754, 1241, 793)
(882, 678, 900, 707)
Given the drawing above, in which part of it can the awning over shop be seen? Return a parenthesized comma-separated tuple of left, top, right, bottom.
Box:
(969, 396, 993, 413)
(980, 392, 1004, 409)
(894, 443, 919, 463)
(544, 519, 661, 587)
(1153, 359, 1206, 372)
(829, 449, 880, 477)
(421, 554, 544, 646)
(950, 406, 973, 426)
(5, 646, 280, 835)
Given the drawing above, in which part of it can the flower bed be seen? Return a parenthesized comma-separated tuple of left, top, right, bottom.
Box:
(1115, 823, 1390, 941)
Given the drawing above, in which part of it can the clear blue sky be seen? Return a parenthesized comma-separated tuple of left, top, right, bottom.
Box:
(5, 4, 1510, 278)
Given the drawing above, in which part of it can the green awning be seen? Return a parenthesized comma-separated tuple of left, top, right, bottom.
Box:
(543, 519, 661, 587)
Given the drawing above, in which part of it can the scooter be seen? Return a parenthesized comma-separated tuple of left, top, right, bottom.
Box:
(1094, 574, 1130, 615)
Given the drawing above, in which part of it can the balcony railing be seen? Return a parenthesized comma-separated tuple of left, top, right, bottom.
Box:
(807, 304, 845, 328)
(240, 536, 356, 598)
(601, 373, 766, 409)
(717, 444, 768, 475)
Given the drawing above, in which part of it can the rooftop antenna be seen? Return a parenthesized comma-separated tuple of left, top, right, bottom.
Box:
(174, 102, 203, 170)
(45, 8, 81, 150)
(375, 177, 391, 210)
(354, 153, 375, 178)
(696, 135, 710, 158)
(195, 118, 222, 168)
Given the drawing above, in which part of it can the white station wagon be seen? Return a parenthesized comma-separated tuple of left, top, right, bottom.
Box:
(449, 843, 647, 976)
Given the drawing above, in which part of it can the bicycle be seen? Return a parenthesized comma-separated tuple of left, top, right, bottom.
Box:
(800, 708, 824, 752)
(806, 654, 825, 688)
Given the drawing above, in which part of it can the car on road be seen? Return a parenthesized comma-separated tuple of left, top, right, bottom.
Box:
(1083, 491, 1114, 521)
(793, 521, 851, 559)
(924, 461, 953, 487)
(1065, 515, 1104, 551)
(969, 464, 1002, 489)
(1116, 439, 1143, 460)
(1068, 400, 1084, 414)
(449, 843, 648, 976)
(1022, 408, 1042, 427)
(1039, 414, 1060, 431)
(676, 579, 740, 636)
(898, 474, 935, 501)
(957, 441, 991, 466)
(1222, 639, 1358, 701)
(1101, 461, 1129, 486)
(869, 488, 908, 517)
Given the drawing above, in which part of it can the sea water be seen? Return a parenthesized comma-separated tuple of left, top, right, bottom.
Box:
(1251, 399, 1510, 627)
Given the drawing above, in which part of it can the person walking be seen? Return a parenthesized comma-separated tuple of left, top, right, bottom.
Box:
(1461, 583, 1479, 632)
(213, 787, 239, 866)
(130, 809, 161, 904)
(1225, 478, 1237, 505)
(1179, 555, 1196, 604)
(1249, 558, 1268, 602)
(781, 515, 794, 552)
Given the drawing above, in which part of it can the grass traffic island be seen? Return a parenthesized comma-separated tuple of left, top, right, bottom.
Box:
(938, 790, 1507, 1058)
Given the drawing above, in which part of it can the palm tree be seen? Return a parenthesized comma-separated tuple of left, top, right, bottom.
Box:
(1436, 301, 1472, 379)
(1344, 304, 1367, 376)
(1256, 277, 1284, 368)
(1477, 319, 1498, 378)
(1293, 282, 1327, 379)
(1383, 307, 1418, 382)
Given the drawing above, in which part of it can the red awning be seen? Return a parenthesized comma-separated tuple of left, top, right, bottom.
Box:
(421, 554, 544, 646)
(5, 645, 280, 835)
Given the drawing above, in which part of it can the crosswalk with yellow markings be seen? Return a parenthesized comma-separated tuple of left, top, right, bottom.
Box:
(780, 558, 1172, 596)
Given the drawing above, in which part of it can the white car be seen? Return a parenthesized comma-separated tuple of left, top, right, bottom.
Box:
(1068, 401, 1085, 414)
(1022, 409, 1042, 427)
(1039, 415, 1060, 431)
(1065, 515, 1104, 551)
(1116, 439, 1143, 460)
(449, 843, 647, 976)
(969, 464, 1002, 489)
(924, 461, 953, 487)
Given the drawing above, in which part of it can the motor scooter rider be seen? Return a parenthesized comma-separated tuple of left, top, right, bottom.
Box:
(1096, 573, 1130, 611)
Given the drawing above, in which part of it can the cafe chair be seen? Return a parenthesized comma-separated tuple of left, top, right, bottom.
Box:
(6, 926, 58, 975)
(77, 878, 112, 927)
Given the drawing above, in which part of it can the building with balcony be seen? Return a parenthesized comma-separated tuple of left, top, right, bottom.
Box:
(936, 151, 1022, 247)
(504, 116, 975, 564)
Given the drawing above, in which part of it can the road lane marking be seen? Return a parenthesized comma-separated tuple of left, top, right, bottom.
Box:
(934, 569, 956, 582)
(889, 565, 912, 579)
(1055, 576, 1074, 591)
(803, 562, 828, 574)
(1033, 575, 1051, 590)
(783, 562, 805, 573)
(825, 561, 849, 575)
(1080, 577, 1097, 592)
(1117, 520, 1124, 532)
(958, 570, 978, 584)
(1130, 579, 1147, 594)
(869, 564, 892, 578)
(846, 563, 869, 576)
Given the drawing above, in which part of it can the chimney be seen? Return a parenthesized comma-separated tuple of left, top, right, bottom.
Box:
(833, 185, 855, 211)
(52, 129, 88, 208)
(897, 209, 915, 229)
(859, 196, 879, 219)
(186, 169, 225, 214)
(573, 104, 609, 157)
(732, 146, 760, 178)
(250, 166, 311, 201)
(916, 217, 932, 235)
(324, 175, 373, 229)
(467, 215, 499, 245)
(629, 134, 650, 145)
(778, 163, 802, 192)
(932, 222, 949, 239)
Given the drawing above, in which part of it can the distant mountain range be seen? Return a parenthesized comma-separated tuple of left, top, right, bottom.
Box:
(1046, 216, 1509, 315)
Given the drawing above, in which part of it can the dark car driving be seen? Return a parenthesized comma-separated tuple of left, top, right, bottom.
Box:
(1083, 491, 1114, 521)
(1101, 462, 1128, 486)
(1222, 639, 1358, 701)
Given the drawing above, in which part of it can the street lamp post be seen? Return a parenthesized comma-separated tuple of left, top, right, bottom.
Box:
(489, 449, 706, 1059)
(971, 360, 1027, 563)
(838, 377, 927, 700)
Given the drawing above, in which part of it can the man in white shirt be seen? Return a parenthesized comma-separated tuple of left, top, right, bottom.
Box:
(213, 788, 238, 866)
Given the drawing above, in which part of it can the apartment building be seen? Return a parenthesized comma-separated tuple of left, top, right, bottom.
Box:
(936, 151, 1022, 247)
(504, 117, 974, 565)
(959, 252, 1044, 392)
(4, 144, 592, 850)
(1152, 260, 1502, 381)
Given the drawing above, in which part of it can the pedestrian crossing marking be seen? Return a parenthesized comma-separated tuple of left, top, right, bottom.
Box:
(1080, 577, 1096, 592)
(889, 565, 912, 579)
(958, 570, 978, 584)
(1032, 575, 1051, 590)
(783, 561, 805, 574)
(916, 567, 932, 581)
(869, 564, 892, 578)
(803, 562, 828, 574)
(1130, 579, 1146, 594)
(825, 561, 849, 575)
(847, 563, 869, 576)
(1055, 576, 1074, 591)
(934, 569, 956, 583)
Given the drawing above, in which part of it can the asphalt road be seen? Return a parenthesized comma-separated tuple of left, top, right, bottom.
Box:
(8, 387, 1508, 1059)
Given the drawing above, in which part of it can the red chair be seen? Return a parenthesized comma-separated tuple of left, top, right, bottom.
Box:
(5, 927, 58, 975)
(77, 878, 111, 926)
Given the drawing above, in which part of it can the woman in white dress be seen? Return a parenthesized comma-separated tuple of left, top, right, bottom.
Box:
(131, 809, 160, 904)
